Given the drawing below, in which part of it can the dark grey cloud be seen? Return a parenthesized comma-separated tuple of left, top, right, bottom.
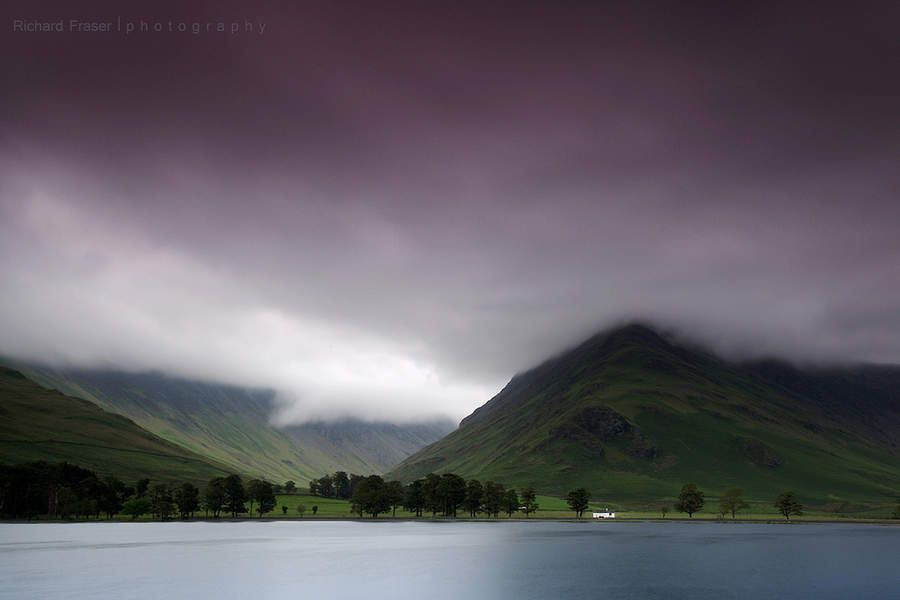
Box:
(1, 1, 898, 421)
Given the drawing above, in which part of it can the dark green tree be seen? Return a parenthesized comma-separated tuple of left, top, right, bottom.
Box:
(351, 475, 390, 518)
(308, 478, 320, 496)
(423, 473, 442, 517)
(150, 484, 174, 520)
(520, 487, 538, 517)
(203, 477, 226, 518)
(174, 482, 199, 519)
(282, 505, 288, 515)
(719, 488, 749, 520)
(247, 480, 276, 518)
(349, 474, 365, 498)
(312, 505, 318, 515)
(774, 491, 804, 521)
(99, 477, 125, 519)
(284, 480, 296, 495)
(222, 474, 247, 518)
(334, 471, 352, 500)
(56, 487, 78, 519)
(403, 479, 426, 517)
(675, 483, 705, 518)
(247, 479, 264, 517)
(121, 496, 151, 521)
(503, 489, 520, 518)
(317, 475, 335, 498)
(566, 488, 590, 518)
(660, 506, 669, 519)
(385, 480, 405, 517)
(439, 473, 467, 517)
(78, 476, 103, 519)
(463, 479, 483, 518)
(482, 482, 504, 518)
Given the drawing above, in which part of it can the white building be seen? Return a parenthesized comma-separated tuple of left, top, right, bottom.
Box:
(592, 509, 616, 519)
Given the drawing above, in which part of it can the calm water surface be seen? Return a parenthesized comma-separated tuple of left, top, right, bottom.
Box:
(0, 521, 897, 599)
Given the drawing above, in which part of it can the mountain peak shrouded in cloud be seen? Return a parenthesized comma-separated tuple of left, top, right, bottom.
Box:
(1, 1, 898, 423)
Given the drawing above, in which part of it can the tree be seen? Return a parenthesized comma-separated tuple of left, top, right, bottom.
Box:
(520, 487, 538, 517)
(136, 478, 150, 497)
(351, 475, 390, 518)
(660, 506, 669, 519)
(247, 479, 264, 517)
(422, 473, 442, 517)
(349, 474, 366, 498)
(296, 503, 307, 517)
(567, 488, 590, 518)
(334, 471, 351, 500)
(56, 487, 78, 519)
(121, 497, 151, 521)
(282, 505, 288, 515)
(284, 481, 296, 495)
(403, 480, 426, 517)
(774, 491, 804, 521)
(482, 482, 504, 518)
(675, 483, 704, 518)
(203, 478, 226, 518)
(503, 489, 519, 518)
(150, 484, 174, 520)
(312, 505, 318, 516)
(308, 478, 320, 496)
(719, 488, 749, 520)
(222, 474, 246, 518)
(385, 480, 405, 517)
(99, 477, 125, 519)
(439, 473, 467, 517)
(317, 475, 335, 499)
(174, 483, 199, 519)
(247, 480, 276, 518)
(463, 480, 483, 518)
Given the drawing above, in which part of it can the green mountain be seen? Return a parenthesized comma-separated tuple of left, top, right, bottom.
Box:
(282, 420, 458, 475)
(390, 324, 900, 505)
(0, 366, 230, 482)
(17, 367, 453, 483)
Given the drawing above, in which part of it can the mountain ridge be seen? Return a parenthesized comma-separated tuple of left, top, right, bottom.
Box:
(0, 366, 231, 482)
(13, 365, 453, 483)
(390, 323, 900, 503)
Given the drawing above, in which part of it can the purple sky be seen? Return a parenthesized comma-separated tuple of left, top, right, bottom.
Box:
(1, 1, 898, 422)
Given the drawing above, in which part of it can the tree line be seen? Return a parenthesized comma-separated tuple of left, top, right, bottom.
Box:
(348, 472, 541, 518)
(669, 483, 806, 521)
(4, 461, 895, 521)
(0, 462, 280, 521)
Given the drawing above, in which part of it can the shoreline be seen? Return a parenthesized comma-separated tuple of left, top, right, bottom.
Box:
(4, 516, 899, 525)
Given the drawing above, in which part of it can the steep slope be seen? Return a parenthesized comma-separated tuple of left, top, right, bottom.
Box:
(390, 324, 900, 504)
(0, 366, 230, 482)
(282, 420, 455, 474)
(18, 367, 452, 482)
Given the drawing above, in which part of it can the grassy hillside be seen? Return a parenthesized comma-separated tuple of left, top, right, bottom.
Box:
(390, 324, 900, 507)
(17, 367, 452, 483)
(282, 420, 455, 474)
(0, 366, 230, 482)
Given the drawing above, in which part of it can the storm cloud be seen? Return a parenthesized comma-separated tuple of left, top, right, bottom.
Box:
(1, 1, 898, 422)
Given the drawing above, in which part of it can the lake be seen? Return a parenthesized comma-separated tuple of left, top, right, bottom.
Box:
(0, 521, 896, 599)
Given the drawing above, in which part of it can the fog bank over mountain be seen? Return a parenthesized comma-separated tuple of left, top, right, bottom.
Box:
(2, 1, 898, 422)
